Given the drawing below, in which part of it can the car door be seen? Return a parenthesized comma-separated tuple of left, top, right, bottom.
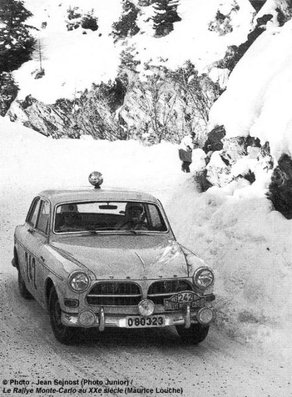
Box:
(23, 198, 50, 305)
(19, 196, 41, 297)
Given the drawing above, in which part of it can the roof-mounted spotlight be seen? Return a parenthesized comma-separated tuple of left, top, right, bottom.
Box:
(88, 171, 103, 189)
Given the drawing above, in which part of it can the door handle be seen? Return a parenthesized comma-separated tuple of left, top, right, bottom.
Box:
(40, 256, 45, 263)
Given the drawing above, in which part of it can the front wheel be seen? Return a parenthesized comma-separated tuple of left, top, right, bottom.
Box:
(176, 324, 209, 345)
(49, 288, 78, 344)
(18, 269, 33, 299)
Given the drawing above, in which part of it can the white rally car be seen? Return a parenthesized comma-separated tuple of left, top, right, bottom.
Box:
(13, 172, 215, 344)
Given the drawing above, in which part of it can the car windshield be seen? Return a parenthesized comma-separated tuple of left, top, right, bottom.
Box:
(54, 201, 168, 233)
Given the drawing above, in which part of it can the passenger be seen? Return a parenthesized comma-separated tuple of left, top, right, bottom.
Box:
(59, 204, 81, 231)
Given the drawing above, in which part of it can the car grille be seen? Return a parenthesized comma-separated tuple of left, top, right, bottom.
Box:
(86, 282, 141, 306)
(148, 280, 193, 305)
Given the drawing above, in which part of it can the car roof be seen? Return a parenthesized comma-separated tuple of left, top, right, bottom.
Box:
(38, 187, 160, 207)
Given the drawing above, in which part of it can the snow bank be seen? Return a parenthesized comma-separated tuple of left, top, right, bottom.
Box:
(209, 20, 292, 160)
(168, 182, 292, 359)
(1, 117, 291, 361)
(0, 118, 181, 195)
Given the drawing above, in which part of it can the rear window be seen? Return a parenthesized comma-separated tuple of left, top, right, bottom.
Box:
(54, 201, 167, 233)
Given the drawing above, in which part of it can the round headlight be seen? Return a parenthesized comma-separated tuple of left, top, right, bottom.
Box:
(69, 272, 89, 292)
(138, 299, 155, 317)
(193, 267, 214, 289)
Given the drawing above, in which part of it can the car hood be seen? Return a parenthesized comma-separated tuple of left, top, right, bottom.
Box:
(50, 234, 189, 279)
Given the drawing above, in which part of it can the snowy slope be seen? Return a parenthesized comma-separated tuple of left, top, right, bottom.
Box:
(0, 116, 291, 362)
(14, 0, 123, 102)
(209, 19, 292, 160)
(13, 0, 255, 103)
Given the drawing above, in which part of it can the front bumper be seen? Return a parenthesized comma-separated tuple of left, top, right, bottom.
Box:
(61, 305, 215, 331)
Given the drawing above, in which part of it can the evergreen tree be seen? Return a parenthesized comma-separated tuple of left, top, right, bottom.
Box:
(153, 0, 181, 37)
(112, 0, 140, 40)
(0, 0, 35, 73)
(0, 72, 18, 115)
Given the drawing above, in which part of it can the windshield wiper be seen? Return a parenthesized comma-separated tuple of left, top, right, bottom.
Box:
(75, 229, 142, 236)
(120, 230, 138, 235)
(135, 231, 154, 235)
(116, 229, 155, 235)
(78, 229, 100, 235)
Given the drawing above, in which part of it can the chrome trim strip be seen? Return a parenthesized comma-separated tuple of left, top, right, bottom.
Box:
(135, 252, 146, 270)
(61, 311, 204, 329)
(148, 293, 174, 297)
(99, 307, 105, 331)
(88, 280, 142, 289)
(87, 294, 141, 298)
(184, 304, 191, 329)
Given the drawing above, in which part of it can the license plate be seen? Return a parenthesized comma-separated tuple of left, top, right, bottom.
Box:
(126, 315, 165, 328)
(164, 291, 205, 311)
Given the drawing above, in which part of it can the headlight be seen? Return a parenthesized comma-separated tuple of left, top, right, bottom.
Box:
(193, 267, 214, 289)
(69, 272, 89, 292)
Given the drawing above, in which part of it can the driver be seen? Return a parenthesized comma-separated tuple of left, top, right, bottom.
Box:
(117, 203, 147, 230)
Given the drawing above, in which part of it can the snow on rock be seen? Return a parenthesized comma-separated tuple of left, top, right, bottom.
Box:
(1, 116, 291, 361)
(256, 0, 292, 27)
(23, 0, 123, 35)
(209, 19, 292, 160)
(134, 0, 254, 74)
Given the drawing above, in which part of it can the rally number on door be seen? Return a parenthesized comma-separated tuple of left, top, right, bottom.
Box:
(25, 252, 37, 289)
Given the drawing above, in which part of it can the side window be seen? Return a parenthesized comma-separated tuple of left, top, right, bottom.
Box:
(36, 200, 50, 234)
(26, 198, 41, 227)
(148, 204, 167, 231)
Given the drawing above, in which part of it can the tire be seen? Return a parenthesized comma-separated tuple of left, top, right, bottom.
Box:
(49, 288, 78, 344)
(176, 324, 209, 345)
(18, 269, 33, 300)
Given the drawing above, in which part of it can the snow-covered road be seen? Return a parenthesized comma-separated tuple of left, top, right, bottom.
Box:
(0, 223, 290, 397)
(0, 119, 291, 397)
